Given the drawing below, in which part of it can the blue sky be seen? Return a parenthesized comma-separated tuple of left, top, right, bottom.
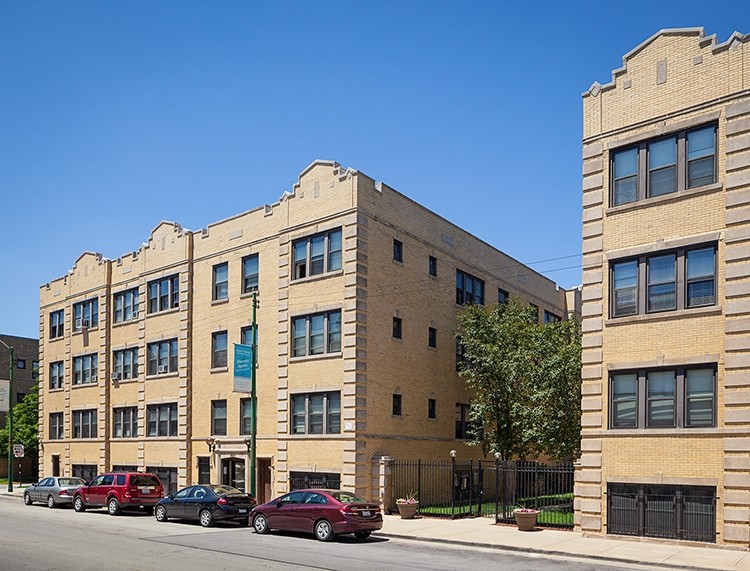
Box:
(0, 1, 745, 339)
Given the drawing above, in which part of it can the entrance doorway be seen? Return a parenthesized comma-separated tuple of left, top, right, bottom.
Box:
(51, 455, 60, 477)
(258, 459, 272, 504)
(222, 458, 246, 492)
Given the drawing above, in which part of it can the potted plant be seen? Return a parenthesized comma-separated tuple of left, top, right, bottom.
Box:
(396, 491, 419, 519)
(512, 507, 539, 531)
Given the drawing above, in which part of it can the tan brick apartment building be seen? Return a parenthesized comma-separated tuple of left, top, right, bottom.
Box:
(39, 161, 577, 502)
(577, 28, 750, 546)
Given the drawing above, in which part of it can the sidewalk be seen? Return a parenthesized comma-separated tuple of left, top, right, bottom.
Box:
(376, 514, 750, 571)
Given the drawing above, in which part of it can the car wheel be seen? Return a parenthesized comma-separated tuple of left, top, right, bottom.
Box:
(74, 496, 86, 512)
(155, 505, 168, 522)
(199, 509, 214, 528)
(47, 495, 57, 509)
(354, 531, 371, 540)
(314, 519, 334, 542)
(253, 513, 269, 534)
(23, 493, 32, 506)
(108, 497, 121, 516)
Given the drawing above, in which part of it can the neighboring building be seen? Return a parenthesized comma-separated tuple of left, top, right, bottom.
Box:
(39, 160, 577, 502)
(577, 28, 750, 546)
(0, 334, 39, 428)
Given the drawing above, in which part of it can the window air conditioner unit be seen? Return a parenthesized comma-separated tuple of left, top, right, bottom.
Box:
(131, 311, 139, 319)
(111, 372, 121, 381)
(90, 375, 97, 382)
(75, 317, 82, 329)
(157, 365, 168, 374)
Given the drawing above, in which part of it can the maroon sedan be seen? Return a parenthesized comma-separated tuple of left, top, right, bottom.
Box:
(250, 489, 382, 541)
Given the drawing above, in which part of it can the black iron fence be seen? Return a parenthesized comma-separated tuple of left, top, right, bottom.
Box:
(390, 458, 574, 528)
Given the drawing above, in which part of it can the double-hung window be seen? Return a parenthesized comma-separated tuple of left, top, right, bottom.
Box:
(393, 239, 403, 263)
(49, 361, 64, 390)
(291, 391, 341, 435)
(50, 309, 64, 339)
(113, 288, 139, 323)
(147, 339, 178, 375)
(113, 407, 138, 438)
(73, 298, 99, 331)
(73, 354, 98, 385)
(455, 403, 471, 439)
(240, 398, 252, 435)
(609, 366, 716, 429)
(49, 412, 64, 440)
(242, 254, 259, 293)
(610, 245, 716, 318)
(610, 123, 716, 207)
(292, 228, 342, 280)
(147, 275, 179, 313)
(113, 348, 139, 380)
(213, 263, 228, 301)
(212, 331, 228, 368)
(456, 270, 484, 305)
(291, 310, 341, 357)
(73, 409, 97, 439)
(147, 403, 178, 437)
(211, 400, 227, 435)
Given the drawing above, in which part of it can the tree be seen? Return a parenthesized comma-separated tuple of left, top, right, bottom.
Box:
(0, 384, 39, 459)
(457, 300, 581, 461)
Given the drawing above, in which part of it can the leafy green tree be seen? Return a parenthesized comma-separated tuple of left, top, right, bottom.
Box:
(457, 300, 581, 461)
(0, 384, 39, 459)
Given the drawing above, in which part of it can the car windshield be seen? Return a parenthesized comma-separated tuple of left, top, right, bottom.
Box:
(329, 491, 368, 504)
(130, 475, 160, 487)
(210, 485, 243, 496)
(59, 478, 85, 487)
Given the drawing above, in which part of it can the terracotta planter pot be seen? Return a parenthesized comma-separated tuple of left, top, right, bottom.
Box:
(513, 511, 538, 531)
(396, 501, 419, 519)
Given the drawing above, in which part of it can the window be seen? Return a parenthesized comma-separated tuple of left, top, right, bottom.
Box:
(610, 124, 716, 207)
(498, 288, 509, 304)
(197, 457, 211, 484)
(428, 327, 437, 348)
(290, 471, 341, 491)
(240, 398, 252, 435)
(147, 339, 178, 375)
(392, 317, 403, 339)
(147, 275, 179, 313)
(429, 256, 437, 277)
(212, 331, 228, 369)
(456, 403, 472, 439)
(393, 239, 403, 263)
(610, 245, 716, 318)
(292, 228, 342, 280)
(113, 407, 138, 438)
(529, 304, 539, 321)
(49, 361, 64, 390)
(456, 339, 466, 371)
(609, 366, 716, 429)
(607, 483, 716, 542)
(211, 400, 227, 435)
(428, 398, 436, 419)
(147, 403, 178, 437)
(72, 409, 97, 439)
(32, 360, 39, 379)
(16, 359, 25, 369)
(392, 394, 402, 416)
(291, 311, 341, 357)
(49, 412, 64, 440)
(50, 309, 64, 339)
(73, 298, 99, 330)
(291, 392, 340, 435)
(240, 326, 258, 363)
(72, 464, 98, 483)
(242, 254, 259, 293)
(456, 270, 484, 305)
(113, 348, 139, 380)
(213, 262, 228, 301)
(147, 466, 178, 496)
(113, 288, 139, 323)
(73, 354, 98, 386)
(544, 311, 561, 324)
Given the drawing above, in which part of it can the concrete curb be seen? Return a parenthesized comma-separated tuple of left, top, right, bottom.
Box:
(374, 531, 724, 571)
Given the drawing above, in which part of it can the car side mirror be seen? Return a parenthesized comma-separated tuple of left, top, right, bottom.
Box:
(167, 494, 173, 499)
(276, 501, 283, 508)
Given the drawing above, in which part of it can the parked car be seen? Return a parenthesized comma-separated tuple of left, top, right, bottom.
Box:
(155, 484, 256, 527)
(251, 489, 382, 541)
(73, 472, 164, 515)
(23, 477, 86, 508)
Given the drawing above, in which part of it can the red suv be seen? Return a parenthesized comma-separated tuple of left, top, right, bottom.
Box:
(73, 472, 164, 515)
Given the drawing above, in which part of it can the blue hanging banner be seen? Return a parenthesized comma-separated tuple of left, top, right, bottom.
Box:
(233, 343, 253, 393)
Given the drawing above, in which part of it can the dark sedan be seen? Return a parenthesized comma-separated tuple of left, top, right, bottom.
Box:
(154, 484, 255, 527)
(24, 477, 86, 508)
(251, 489, 382, 541)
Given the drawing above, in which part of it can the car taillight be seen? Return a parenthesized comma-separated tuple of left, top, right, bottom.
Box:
(58, 490, 68, 496)
(217, 497, 228, 505)
(340, 505, 356, 516)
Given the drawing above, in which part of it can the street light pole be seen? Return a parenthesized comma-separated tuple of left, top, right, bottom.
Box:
(250, 292, 258, 498)
(0, 339, 14, 493)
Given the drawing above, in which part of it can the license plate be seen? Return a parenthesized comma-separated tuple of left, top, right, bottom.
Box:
(239, 509, 247, 514)
(142, 489, 151, 494)
(362, 510, 371, 517)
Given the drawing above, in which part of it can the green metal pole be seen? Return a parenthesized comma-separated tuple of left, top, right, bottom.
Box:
(7, 346, 13, 493)
(250, 292, 258, 497)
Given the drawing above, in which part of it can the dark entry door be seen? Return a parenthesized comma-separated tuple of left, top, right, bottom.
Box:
(222, 458, 245, 492)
